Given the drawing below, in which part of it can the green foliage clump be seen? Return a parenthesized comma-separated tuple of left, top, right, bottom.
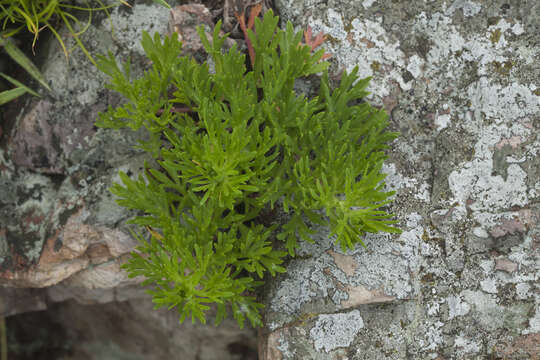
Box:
(96, 10, 400, 328)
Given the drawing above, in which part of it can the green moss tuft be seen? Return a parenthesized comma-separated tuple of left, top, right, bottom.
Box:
(491, 60, 514, 76)
(490, 28, 502, 44)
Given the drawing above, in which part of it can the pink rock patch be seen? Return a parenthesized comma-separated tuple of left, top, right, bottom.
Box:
(11, 100, 62, 174)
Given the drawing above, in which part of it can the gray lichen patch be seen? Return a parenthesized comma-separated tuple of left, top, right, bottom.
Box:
(104, 4, 170, 56)
(0, 172, 57, 266)
(461, 290, 534, 333)
(309, 310, 364, 352)
(266, 0, 540, 358)
(266, 213, 424, 330)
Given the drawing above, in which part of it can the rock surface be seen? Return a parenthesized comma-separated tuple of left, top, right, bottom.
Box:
(0, 1, 538, 359)
(6, 295, 257, 360)
(260, 0, 539, 358)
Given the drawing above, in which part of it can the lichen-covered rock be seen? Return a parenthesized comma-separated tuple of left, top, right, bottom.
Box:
(262, 0, 539, 358)
(0, 2, 169, 290)
(1, 1, 537, 359)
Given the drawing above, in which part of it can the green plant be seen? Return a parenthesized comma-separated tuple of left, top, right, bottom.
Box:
(96, 10, 400, 328)
(0, 0, 170, 65)
(0, 36, 50, 105)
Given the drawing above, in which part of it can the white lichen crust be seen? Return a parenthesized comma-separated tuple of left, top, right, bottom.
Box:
(265, 0, 539, 358)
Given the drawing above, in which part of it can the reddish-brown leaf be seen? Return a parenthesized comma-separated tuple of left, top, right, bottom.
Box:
(303, 26, 332, 59)
(247, 3, 263, 30)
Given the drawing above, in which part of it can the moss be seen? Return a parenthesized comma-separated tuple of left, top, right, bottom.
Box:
(490, 29, 502, 44)
(421, 273, 435, 284)
(371, 61, 381, 72)
(291, 312, 319, 327)
(400, 319, 407, 329)
(324, 34, 341, 47)
(492, 60, 514, 76)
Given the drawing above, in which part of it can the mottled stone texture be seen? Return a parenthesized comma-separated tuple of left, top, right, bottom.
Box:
(6, 295, 257, 360)
(261, 0, 539, 359)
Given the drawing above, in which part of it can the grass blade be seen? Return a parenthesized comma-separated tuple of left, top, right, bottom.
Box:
(44, 21, 68, 60)
(152, 0, 171, 9)
(0, 72, 40, 97)
(0, 37, 51, 91)
(58, 13, 97, 66)
(0, 87, 27, 105)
